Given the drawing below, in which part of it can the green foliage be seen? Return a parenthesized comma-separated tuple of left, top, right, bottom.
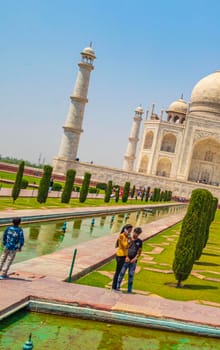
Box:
(96, 182, 107, 191)
(173, 188, 213, 286)
(122, 182, 130, 203)
(21, 178, 29, 189)
(79, 172, 91, 203)
(160, 191, 165, 201)
(0, 156, 41, 168)
(53, 182, 62, 191)
(152, 188, 161, 201)
(211, 197, 218, 222)
(88, 187, 98, 193)
(130, 185, 136, 198)
(202, 195, 218, 250)
(114, 185, 120, 203)
(167, 190, 172, 201)
(145, 186, 150, 202)
(104, 180, 113, 203)
(11, 161, 25, 202)
(141, 190, 145, 201)
(61, 169, 76, 203)
(37, 165, 53, 203)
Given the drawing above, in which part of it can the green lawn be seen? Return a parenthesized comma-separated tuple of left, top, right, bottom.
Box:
(0, 196, 151, 210)
(75, 212, 220, 304)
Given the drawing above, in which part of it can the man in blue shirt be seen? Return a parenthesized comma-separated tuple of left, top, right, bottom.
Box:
(0, 217, 24, 279)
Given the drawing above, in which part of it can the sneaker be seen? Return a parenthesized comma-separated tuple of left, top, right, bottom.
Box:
(0, 275, 6, 280)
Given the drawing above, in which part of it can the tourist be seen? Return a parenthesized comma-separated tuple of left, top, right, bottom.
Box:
(49, 178, 54, 191)
(0, 217, 24, 279)
(61, 222, 67, 234)
(117, 227, 143, 293)
(112, 224, 133, 290)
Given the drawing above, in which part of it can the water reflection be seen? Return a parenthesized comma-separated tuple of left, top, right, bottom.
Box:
(0, 205, 186, 264)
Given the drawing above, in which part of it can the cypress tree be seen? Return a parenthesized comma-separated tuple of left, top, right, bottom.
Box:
(172, 188, 210, 287)
(168, 191, 172, 201)
(202, 196, 218, 251)
(141, 189, 145, 201)
(130, 185, 136, 198)
(156, 188, 161, 201)
(79, 172, 91, 203)
(145, 186, 150, 202)
(104, 180, 113, 203)
(37, 165, 53, 203)
(192, 189, 213, 261)
(115, 185, 120, 203)
(11, 161, 25, 202)
(61, 169, 76, 203)
(122, 182, 130, 203)
(160, 191, 165, 201)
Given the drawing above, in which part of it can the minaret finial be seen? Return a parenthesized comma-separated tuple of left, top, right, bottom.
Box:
(145, 109, 149, 120)
(151, 103, 155, 115)
(181, 93, 183, 99)
(89, 41, 93, 48)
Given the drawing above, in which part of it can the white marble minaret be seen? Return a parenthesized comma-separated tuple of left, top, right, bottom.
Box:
(123, 106, 144, 171)
(53, 45, 96, 174)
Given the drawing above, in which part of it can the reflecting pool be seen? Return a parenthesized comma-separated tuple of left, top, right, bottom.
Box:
(1, 310, 219, 349)
(0, 205, 185, 264)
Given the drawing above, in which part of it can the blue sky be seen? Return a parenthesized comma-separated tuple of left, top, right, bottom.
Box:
(1, 0, 220, 168)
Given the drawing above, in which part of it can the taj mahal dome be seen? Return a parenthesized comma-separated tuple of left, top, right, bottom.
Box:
(53, 46, 220, 200)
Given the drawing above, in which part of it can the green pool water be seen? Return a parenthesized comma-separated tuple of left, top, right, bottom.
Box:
(0, 310, 219, 349)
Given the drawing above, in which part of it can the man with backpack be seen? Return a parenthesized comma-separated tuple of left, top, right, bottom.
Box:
(0, 217, 24, 279)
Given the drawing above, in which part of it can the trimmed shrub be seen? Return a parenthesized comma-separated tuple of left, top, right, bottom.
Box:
(11, 161, 25, 202)
(79, 172, 91, 203)
(53, 183, 62, 191)
(37, 165, 53, 203)
(89, 187, 98, 193)
(96, 182, 107, 191)
(122, 182, 130, 203)
(104, 180, 113, 203)
(61, 169, 76, 203)
(21, 179, 29, 189)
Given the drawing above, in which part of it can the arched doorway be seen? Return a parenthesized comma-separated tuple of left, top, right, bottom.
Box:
(188, 138, 220, 185)
(156, 158, 172, 177)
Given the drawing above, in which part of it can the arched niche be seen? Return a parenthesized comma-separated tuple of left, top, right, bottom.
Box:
(160, 133, 177, 153)
(188, 137, 220, 185)
(156, 158, 171, 177)
(144, 131, 154, 149)
(138, 155, 148, 173)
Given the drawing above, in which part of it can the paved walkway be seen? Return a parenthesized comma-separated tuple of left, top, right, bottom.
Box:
(0, 206, 220, 337)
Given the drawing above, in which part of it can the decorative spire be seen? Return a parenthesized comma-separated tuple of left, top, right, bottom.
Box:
(145, 109, 149, 120)
(151, 103, 155, 116)
(89, 41, 93, 47)
(181, 93, 183, 99)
